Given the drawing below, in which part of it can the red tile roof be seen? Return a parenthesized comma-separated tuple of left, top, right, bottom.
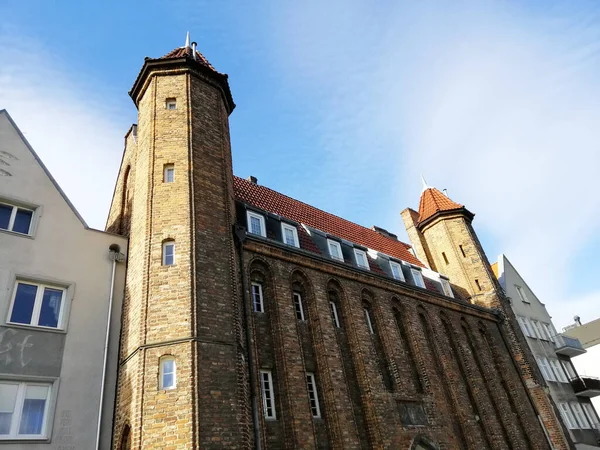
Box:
(233, 176, 423, 266)
(418, 188, 464, 223)
(159, 46, 222, 75)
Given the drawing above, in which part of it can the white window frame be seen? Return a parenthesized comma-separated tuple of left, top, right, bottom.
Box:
(163, 164, 175, 183)
(440, 279, 454, 298)
(7, 280, 67, 330)
(293, 292, 305, 321)
(389, 261, 405, 281)
(251, 282, 264, 313)
(542, 323, 555, 342)
(582, 403, 599, 427)
(159, 356, 176, 390)
(330, 302, 340, 328)
(0, 201, 35, 236)
(260, 370, 276, 419)
(162, 241, 175, 266)
(0, 381, 52, 440)
(306, 372, 321, 418)
(247, 211, 266, 237)
(571, 402, 590, 429)
(549, 359, 568, 383)
(530, 320, 545, 340)
(364, 307, 374, 334)
(165, 98, 177, 110)
(327, 239, 344, 262)
(281, 223, 299, 248)
(354, 249, 369, 270)
(518, 317, 535, 338)
(515, 285, 530, 303)
(561, 360, 577, 380)
(411, 269, 425, 288)
(537, 357, 555, 381)
(559, 403, 578, 429)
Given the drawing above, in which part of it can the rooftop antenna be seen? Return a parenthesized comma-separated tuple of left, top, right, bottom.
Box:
(421, 175, 429, 192)
(184, 31, 191, 49)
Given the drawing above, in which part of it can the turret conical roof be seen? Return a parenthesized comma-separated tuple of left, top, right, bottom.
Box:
(417, 187, 465, 224)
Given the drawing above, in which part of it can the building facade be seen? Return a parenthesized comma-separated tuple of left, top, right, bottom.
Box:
(493, 254, 600, 448)
(106, 38, 572, 449)
(0, 110, 127, 449)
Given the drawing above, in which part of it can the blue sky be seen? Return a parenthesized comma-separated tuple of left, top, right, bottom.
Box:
(1, 0, 599, 328)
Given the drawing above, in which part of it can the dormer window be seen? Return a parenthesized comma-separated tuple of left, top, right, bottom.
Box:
(354, 249, 369, 270)
(327, 239, 343, 262)
(390, 261, 405, 281)
(440, 279, 453, 297)
(166, 98, 177, 110)
(247, 211, 266, 237)
(411, 268, 425, 288)
(281, 223, 299, 248)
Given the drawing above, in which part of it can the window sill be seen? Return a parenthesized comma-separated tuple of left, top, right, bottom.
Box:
(0, 228, 34, 239)
(0, 437, 49, 442)
(5, 322, 66, 334)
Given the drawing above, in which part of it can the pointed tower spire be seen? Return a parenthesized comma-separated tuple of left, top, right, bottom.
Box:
(184, 31, 191, 49)
(421, 175, 429, 192)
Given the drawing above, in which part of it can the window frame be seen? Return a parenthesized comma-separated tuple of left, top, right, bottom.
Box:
(281, 223, 299, 248)
(0, 201, 36, 236)
(530, 319, 546, 340)
(162, 241, 175, 266)
(440, 278, 454, 298)
(582, 403, 599, 426)
(163, 164, 175, 183)
(247, 211, 266, 237)
(571, 402, 590, 429)
(329, 301, 340, 328)
(306, 372, 321, 418)
(559, 403, 578, 429)
(515, 285, 530, 303)
(561, 360, 577, 380)
(0, 380, 53, 440)
(389, 261, 405, 281)
(159, 356, 177, 390)
(165, 98, 177, 110)
(353, 249, 369, 270)
(259, 370, 276, 420)
(364, 307, 374, 334)
(293, 292, 305, 321)
(518, 316, 535, 338)
(251, 282, 264, 313)
(411, 268, 425, 288)
(537, 357, 554, 381)
(7, 280, 67, 330)
(327, 239, 344, 262)
(549, 359, 568, 383)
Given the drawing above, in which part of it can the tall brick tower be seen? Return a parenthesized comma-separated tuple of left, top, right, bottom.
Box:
(106, 35, 247, 449)
(402, 183, 574, 450)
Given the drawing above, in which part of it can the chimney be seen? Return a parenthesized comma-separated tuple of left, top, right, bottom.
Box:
(247, 176, 258, 184)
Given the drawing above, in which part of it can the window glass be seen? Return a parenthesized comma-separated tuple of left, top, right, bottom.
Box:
(163, 243, 175, 266)
(160, 358, 176, 389)
(306, 373, 321, 418)
(572, 402, 590, 428)
(247, 212, 266, 237)
(164, 165, 174, 183)
(10, 283, 38, 325)
(411, 269, 425, 288)
(0, 383, 18, 435)
(252, 283, 263, 313)
(390, 262, 404, 281)
(260, 370, 276, 419)
(328, 240, 343, 261)
(330, 302, 340, 328)
(441, 279, 453, 297)
(38, 288, 63, 328)
(354, 249, 369, 269)
(364, 308, 374, 334)
(19, 385, 48, 435)
(293, 292, 304, 321)
(13, 209, 33, 234)
(0, 204, 11, 230)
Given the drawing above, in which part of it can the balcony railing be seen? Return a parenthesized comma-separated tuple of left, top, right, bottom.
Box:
(570, 376, 600, 398)
(555, 334, 586, 357)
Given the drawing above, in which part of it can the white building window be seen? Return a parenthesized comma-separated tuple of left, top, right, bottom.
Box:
(411, 269, 425, 288)
(293, 292, 305, 321)
(559, 403, 578, 429)
(260, 370, 276, 419)
(0, 202, 34, 235)
(582, 403, 599, 426)
(571, 402, 590, 429)
(251, 282, 264, 313)
(247, 211, 266, 237)
(517, 316, 535, 338)
(530, 320, 546, 340)
(537, 357, 555, 381)
(163, 164, 174, 183)
(306, 373, 321, 418)
(165, 98, 177, 110)
(159, 357, 176, 390)
(440, 279, 454, 298)
(389, 261, 405, 281)
(561, 360, 577, 380)
(162, 241, 175, 266)
(281, 223, 299, 248)
(8, 281, 66, 329)
(549, 359, 568, 383)
(364, 308, 374, 334)
(0, 381, 52, 439)
(330, 302, 340, 328)
(327, 239, 343, 262)
(354, 249, 369, 270)
(542, 323, 555, 342)
(515, 285, 529, 303)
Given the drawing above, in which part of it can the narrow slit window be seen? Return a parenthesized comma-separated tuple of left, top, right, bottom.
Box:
(159, 357, 176, 390)
(306, 373, 321, 418)
(475, 279, 482, 291)
(162, 241, 175, 266)
(163, 164, 174, 183)
(251, 282, 264, 313)
(442, 252, 449, 265)
(293, 292, 305, 321)
(330, 301, 340, 328)
(459, 245, 466, 257)
(260, 370, 276, 419)
(165, 98, 177, 110)
(364, 307, 374, 334)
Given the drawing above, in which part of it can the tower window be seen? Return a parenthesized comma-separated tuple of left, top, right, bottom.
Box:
(163, 164, 174, 183)
(159, 356, 176, 390)
(442, 252, 449, 265)
(459, 245, 466, 258)
(306, 373, 321, 418)
(247, 211, 266, 237)
(162, 241, 175, 266)
(165, 98, 177, 110)
(251, 282, 264, 313)
(260, 370, 276, 419)
(364, 307, 374, 334)
(281, 223, 299, 247)
(475, 279, 482, 291)
(327, 239, 343, 261)
(329, 301, 340, 328)
(293, 292, 305, 321)
(354, 249, 369, 270)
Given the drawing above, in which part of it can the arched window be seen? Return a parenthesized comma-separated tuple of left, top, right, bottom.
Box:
(162, 240, 175, 266)
(119, 424, 131, 450)
(159, 356, 176, 390)
(392, 300, 423, 393)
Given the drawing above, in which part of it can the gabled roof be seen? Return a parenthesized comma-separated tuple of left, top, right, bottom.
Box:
(418, 187, 464, 223)
(233, 176, 423, 266)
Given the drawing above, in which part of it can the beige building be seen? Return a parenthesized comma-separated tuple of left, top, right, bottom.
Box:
(0, 110, 127, 449)
(493, 254, 600, 448)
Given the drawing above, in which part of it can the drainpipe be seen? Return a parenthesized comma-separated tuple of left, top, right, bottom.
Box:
(95, 244, 124, 450)
(234, 225, 262, 450)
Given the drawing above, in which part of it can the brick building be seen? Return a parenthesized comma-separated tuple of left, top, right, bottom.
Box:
(106, 36, 574, 449)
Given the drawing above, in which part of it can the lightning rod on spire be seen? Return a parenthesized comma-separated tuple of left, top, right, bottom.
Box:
(421, 175, 429, 192)
(184, 31, 191, 49)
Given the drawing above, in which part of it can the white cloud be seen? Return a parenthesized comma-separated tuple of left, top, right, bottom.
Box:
(0, 24, 130, 229)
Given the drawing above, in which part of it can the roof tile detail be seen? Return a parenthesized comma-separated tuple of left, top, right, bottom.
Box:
(159, 46, 222, 75)
(233, 176, 423, 266)
(418, 188, 463, 223)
